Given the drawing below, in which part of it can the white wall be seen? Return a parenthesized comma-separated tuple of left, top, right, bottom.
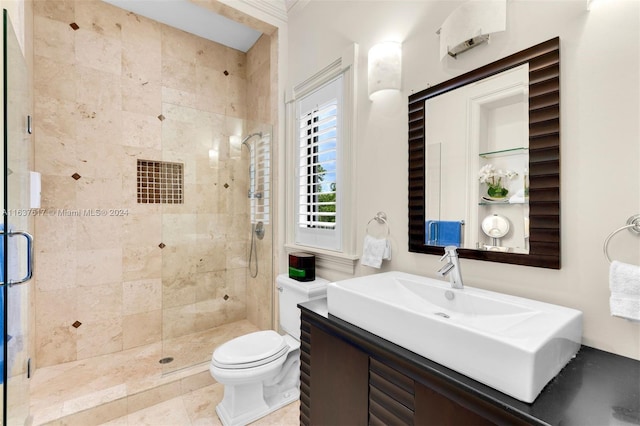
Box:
(1, 0, 26, 54)
(287, 0, 640, 359)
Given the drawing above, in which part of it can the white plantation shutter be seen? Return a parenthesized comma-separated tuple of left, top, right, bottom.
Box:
(295, 75, 343, 250)
(298, 101, 337, 227)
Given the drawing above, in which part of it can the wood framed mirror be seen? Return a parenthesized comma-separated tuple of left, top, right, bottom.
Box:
(408, 37, 560, 268)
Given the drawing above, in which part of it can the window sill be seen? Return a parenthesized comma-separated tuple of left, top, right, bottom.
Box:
(284, 244, 359, 275)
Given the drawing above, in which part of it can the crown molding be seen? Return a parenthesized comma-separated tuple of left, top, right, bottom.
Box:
(285, 0, 310, 14)
(234, 0, 288, 24)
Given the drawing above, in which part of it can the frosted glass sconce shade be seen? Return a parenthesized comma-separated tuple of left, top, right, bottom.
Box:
(438, 0, 506, 60)
(368, 41, 402, 99)
(586, 0, 606, 10)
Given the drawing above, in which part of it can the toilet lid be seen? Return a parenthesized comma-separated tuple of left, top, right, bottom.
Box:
(212, 330, 288, 369)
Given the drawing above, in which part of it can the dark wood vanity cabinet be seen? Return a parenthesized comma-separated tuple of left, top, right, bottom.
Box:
(300, 310, 530, 426)
(300, 320, 369, 425)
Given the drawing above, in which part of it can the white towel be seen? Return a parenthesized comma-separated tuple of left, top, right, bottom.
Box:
(362, 235, 390, 268)
(610, 296, 640, 322)
(609, 260, 640, 321)
(508, 188, 527, 204)
(383, 239, 392, 261)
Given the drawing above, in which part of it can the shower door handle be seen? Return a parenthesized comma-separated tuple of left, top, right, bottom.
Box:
(0, 230, 34, 286)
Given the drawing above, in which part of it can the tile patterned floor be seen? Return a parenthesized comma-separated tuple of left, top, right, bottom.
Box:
(101, 383, 300, 426)
(30, 320, 271, 425)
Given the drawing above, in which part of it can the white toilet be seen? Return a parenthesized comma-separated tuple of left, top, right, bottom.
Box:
(210, 274, 328, 426)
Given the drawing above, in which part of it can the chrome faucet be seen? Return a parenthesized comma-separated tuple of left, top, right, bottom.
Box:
(437, 246, 463, 289)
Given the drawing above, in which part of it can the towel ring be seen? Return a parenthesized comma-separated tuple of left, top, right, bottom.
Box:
(366, 212, 390, 237)
(603, 214, 640, 263)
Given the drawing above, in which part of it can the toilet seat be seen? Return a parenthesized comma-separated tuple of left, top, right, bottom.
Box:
(212, 330, 288, 370)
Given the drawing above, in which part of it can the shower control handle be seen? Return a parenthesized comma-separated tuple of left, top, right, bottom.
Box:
(254, 221, 265, 240)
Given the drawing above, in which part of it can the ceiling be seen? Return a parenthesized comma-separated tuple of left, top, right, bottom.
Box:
(103, 0, 263, 52)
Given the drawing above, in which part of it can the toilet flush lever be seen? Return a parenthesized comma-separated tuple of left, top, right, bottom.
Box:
(277, 286, 283, 292)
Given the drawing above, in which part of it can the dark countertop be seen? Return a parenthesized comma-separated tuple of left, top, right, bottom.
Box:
(299, 298, 640, 426)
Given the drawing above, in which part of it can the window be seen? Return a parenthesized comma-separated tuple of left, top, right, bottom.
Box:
(286, 45, 358, 272)
(295, 76, 343, 250)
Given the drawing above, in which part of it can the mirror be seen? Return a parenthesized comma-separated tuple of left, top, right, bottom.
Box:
(408, 38, 560, 269)
(425, 63, 530, 253)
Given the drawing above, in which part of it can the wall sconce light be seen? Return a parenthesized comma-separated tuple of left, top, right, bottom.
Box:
(586, 0, 606, 10)
(368, 41, 402, 100)
(438, 0, 506, 60)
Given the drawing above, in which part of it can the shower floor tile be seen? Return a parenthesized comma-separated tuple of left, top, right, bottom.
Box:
(30, 319, 261, 425)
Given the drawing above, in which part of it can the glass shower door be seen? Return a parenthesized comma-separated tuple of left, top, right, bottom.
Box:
(2, 9, 33, 425)
(158, 102, 274, 374)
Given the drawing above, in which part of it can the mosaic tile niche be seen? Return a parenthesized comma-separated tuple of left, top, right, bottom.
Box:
(136, 159, 184, 204)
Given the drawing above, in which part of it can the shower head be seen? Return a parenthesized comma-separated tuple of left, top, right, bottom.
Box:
(241, 132, 262, 144)
(240, 132, 262, 153)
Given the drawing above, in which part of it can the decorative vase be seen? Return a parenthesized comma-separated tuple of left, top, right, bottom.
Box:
(487, 185, 508, 198)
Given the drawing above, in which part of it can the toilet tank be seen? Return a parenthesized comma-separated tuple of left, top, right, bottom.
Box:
(277, 274, 328, 340)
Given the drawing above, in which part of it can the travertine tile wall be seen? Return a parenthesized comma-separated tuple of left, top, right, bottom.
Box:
(245, 34, 274, 330)
(33, 0, 271, 368)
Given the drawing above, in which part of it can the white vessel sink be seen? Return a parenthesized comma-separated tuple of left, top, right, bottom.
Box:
(326, 271, 582, 403)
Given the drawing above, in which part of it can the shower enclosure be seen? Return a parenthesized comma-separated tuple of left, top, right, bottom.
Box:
(158, 101, 273, 373)
(26, 1, 276, 421)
